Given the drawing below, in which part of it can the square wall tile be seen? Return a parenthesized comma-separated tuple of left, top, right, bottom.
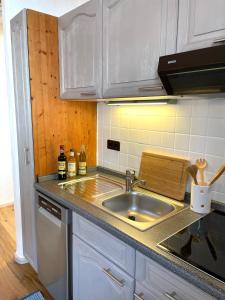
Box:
(207, 118, 225, 138)
(161, 132, 175, 148)
(176, 100, 192, 117)
(111, 127, 120, 140)
(175, 117, 191, 134)
(208, 99, 225, 118)
(149, 132, 162, 146)
(206, 137, 225, 157)
(190, 117, 207, 136)
(191, 99, 208, 117)
(189, 136, 206, 153)
(174, 134, 190, 151)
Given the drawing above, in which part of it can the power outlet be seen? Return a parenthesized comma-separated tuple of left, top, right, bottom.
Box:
(107, 140, 120, 151)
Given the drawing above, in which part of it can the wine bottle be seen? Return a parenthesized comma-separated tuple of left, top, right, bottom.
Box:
(68, 148, 77, 177)
(78, 145, 87, 175)
(58, 145, 67, 180)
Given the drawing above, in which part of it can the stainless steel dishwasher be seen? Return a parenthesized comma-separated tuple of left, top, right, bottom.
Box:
(36, 193, 70, 300)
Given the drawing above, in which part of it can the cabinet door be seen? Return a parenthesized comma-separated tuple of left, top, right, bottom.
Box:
(177, 0, 225, 52)
(102, 0, 178, 98)
(58, 0, 102, 99)
(73, 235, 134, 300)
(11, 10, 37, 268)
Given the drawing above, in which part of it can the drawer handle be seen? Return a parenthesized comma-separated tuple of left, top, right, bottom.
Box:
(213, 38, 225, 44)
(80, 91, 96, 96)
(102, 268, 125, 288)
(138, 85, 164, 92)
(164, 291, 177, 300)
(134, 292, 144, 300)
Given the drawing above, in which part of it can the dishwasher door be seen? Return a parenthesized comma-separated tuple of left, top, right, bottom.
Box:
(36, 193, 69, 300)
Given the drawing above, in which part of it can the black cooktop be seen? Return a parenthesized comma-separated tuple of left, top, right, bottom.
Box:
(158, 210, 225, 283)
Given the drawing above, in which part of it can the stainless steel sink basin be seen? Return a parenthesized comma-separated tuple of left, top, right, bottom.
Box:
(102, 192, 174, 220)
(60, 174, 187, 231)
(100, 191, 186, 231)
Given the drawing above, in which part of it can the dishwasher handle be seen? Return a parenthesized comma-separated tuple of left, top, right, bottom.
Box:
(37, 193, 69, 224)
(38, 207, 62, 227)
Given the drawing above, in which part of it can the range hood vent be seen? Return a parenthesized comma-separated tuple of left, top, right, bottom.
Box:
(158, 45, 225, 95)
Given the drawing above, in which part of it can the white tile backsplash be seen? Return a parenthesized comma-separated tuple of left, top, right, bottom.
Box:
(97, 99, 225, 203)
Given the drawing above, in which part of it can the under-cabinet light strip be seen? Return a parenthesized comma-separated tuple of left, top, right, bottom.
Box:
(106, 101, 169, 106)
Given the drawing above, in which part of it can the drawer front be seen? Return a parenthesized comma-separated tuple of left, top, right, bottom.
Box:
(134, 282, 158, 300)
(72, 212, 135, 276)
(136, 251, 215, 300)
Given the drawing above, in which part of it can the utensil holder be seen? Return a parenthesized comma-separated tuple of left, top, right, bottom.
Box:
(190, 183, 211, 214)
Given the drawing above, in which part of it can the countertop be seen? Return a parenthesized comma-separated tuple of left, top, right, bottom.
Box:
(35, 170, 225, 300)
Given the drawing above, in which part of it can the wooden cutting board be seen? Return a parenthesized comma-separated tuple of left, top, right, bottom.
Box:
(138, 151, 190, 201)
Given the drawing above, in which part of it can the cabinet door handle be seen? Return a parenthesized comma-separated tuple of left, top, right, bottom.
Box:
(134, 292, 144, 300)
(164, 291, 177, 300)
(24, 147, 30, 165)
(138, 85, 164, 92)
(80, 91, 96, 96)
(102, 268, 125, 288)
(213, 38, 225, 44)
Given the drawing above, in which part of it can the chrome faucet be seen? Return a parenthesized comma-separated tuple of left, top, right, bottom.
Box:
(125, 169, 146, 192)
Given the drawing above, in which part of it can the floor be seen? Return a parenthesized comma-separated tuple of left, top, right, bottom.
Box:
(0, 205, 52, 300)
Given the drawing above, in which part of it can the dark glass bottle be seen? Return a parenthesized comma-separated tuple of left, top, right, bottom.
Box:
(58, 145, 67, 180)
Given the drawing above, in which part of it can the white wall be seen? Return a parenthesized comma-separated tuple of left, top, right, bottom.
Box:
(0, 18, 13, 207)
(98, 99, 225, 204)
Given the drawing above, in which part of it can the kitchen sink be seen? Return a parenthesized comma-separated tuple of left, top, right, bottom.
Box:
(60, 175, 187, 231)
(102, 192, 174, 221)
(99, 191, 186, 231)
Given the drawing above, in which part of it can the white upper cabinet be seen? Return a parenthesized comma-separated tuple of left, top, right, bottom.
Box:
(177, 0, 225, 52)
(58, 0, 102, 99)
(102, 0, 178, 98)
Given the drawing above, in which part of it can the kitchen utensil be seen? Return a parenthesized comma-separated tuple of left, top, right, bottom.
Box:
(190, 183, 211, 214)
(138, 151, 190, 201)
(186, 165, 198, 185)
(196, 158, 207, 185)
(208, 164, 225, 186)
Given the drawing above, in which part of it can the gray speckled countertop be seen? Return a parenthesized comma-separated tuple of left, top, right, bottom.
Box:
(35, 171, 225, 300)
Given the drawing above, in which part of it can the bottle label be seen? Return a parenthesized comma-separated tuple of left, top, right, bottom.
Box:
(78, 162, 87, 175)
(68, 162, 76, 177)
(58, 161, 66, 171)
(58, 171, 66, 175)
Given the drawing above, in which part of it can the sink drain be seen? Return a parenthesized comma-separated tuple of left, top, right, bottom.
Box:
(128, 215, 136, 221)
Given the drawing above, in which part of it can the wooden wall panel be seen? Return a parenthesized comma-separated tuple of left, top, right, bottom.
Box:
(27, 10, 97, 177)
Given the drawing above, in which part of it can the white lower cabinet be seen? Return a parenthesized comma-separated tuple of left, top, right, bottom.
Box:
(72, 213, 215, 300)
(134, 282, 158, 300)
(73, 235, 134, 300)
(135, 251, 216, 300)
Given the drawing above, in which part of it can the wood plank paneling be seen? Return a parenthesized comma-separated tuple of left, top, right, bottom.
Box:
(27, 10, 97, 177)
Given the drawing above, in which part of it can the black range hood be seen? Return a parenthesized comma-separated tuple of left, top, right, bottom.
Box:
(158, 45, 225, 95)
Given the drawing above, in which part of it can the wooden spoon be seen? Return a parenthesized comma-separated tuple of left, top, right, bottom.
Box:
(208, 164, 225, 186)
(186, 165, 198, 185)
(196, 158, 207, 185)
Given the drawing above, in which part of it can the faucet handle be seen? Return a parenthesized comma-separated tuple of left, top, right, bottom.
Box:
(126, 169, 135, 176)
